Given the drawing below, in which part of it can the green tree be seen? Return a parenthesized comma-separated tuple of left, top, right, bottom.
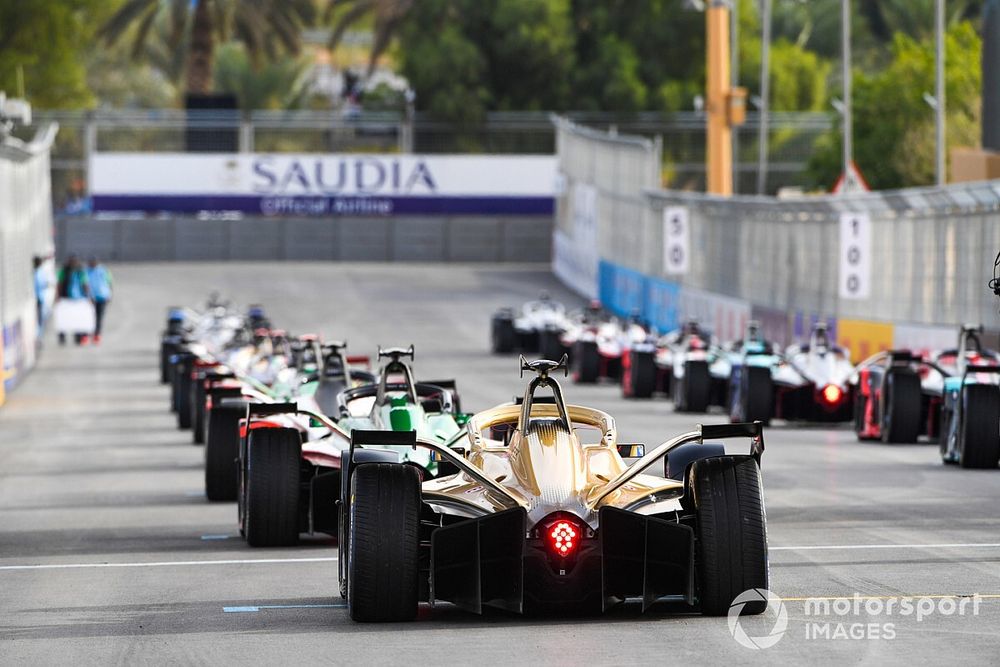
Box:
(99, 0, 315, 95)
(214, 42, 309, 110)
(0, 0, 117, 108)
(398, 0, 575, 121)
(808, 21, 982, 190)
(325, 0, 414, 75)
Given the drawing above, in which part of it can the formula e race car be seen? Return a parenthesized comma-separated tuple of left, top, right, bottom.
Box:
(574, 318, 653, 385)
(336, 355, 769, 621)
(233, 345, 467, 546)
(937, 325, 1000, 468)
(203, 340, 375, 502)
(735, 324, 855, 423)
(852, 349, 946, 444)
(491, 294, 572, 357)
(652, 320, 727, 412)
(725, 322, 783, 425)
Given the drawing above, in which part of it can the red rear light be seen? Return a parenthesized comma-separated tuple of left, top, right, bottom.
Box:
(822, 384, 843, 404)
(549, 521, 578, 557)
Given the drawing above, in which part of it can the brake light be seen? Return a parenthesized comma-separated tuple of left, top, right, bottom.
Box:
(549, 521, 578, 557)
(822, 384, 842, 404)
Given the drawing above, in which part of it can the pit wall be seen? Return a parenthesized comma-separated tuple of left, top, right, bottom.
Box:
(554, 116, 1000, 362)
(0, 124, 57, 404)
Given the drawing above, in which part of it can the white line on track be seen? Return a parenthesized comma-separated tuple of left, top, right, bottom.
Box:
(771, 542, 1000, 552)
(0, 556, 338, 571)
(2, 543, 998, 572)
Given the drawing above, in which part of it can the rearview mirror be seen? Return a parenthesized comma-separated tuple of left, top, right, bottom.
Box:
(617, 443, 645, 458)
(431, 447, 467, 462)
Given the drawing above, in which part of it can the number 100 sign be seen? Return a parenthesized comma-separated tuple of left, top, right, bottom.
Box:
(839, 212, 872, 300)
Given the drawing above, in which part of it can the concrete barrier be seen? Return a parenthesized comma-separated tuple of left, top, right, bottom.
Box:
(55, 215, 553, 263)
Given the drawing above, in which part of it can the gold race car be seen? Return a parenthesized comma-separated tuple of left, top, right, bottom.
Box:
(337, 355, 769, 621)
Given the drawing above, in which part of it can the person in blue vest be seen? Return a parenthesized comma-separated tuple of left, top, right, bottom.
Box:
(87, 257, 113, 344)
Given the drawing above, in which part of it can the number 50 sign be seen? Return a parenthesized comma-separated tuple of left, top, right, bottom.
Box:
(839, 212, 871, 300)
(663, 206, 690, 275)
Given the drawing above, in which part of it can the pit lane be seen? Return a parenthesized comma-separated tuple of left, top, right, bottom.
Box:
(1, 262, 998, 664)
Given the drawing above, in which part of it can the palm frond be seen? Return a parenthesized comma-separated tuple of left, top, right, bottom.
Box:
(328, 1, 374, 50)
(98, 0, 159, 45)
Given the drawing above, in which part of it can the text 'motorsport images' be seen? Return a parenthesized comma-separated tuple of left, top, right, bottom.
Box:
(6, 2, 1000, 664)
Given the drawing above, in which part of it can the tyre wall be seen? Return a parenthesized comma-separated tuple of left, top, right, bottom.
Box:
(553, 115, 1000, 361)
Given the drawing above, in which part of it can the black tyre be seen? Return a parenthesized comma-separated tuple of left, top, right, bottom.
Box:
(677, 360, 711, 413)
(881, 371, 922, 444)
(539, 329, 565, 362)
(741, 366, 773, 425)
(491, 316, 517, 354)
(347, 464, 421, 622)
(176, 363, 193, 429)
(205, 406, 243, 501)
(690, 456, 768, 616)
(191, 378, 207, 444)
(244, 428, 302, 547)
(159, 340, 174, 384)
(623, 351, 657, 398)
(958, 384, 1000, 469)
(575, 341, 600, 383)
(938, 406, 955, 463)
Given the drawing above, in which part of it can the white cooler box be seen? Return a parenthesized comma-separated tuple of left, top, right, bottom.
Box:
(53, 299, 96, 334)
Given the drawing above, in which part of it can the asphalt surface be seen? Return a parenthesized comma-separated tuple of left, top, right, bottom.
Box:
(2, 262, 1000, 666)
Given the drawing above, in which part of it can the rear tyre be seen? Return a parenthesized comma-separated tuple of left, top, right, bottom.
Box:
(622, 351, 657, 398)
(691, 456, 768, 616)
(677, 361, 711, 413)
(244, 428, 301, 547)
(347, 464, 421, 622)
(881, 371, 921, 444)
(205, 406, 243, 501)
(741, 367, 773, 425)
(575, 341, 600, 383)
(159, 340, 174, 384)
(958, 385, 1000, 469)
(191, 378, 207, 444)
(491, 315, 517, 354)
(539, 329, 565, 362)
(176, 363, 193, 429)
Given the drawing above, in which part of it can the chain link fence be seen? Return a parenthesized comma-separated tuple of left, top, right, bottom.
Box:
(0, 121, 57, 402)
(553, 115, 1000, 353)
(34, 109, 831, 214)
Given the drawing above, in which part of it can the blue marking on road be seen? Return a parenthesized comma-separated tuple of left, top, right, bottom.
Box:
(223, 604, 346, 613)
(200, 534, 230, 540)
(185, 491, 204, 497)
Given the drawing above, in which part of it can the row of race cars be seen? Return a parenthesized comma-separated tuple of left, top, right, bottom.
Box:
(491, 296, 1000, 469)
(160, 297, 770, 622)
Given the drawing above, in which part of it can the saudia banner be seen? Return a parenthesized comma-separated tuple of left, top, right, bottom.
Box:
(90, 153, 557, 216)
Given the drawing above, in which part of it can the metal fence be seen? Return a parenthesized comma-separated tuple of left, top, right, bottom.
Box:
(553, 116, 1000, 353)
(32, 109, 832, 213)
(0, 122, 57, 402)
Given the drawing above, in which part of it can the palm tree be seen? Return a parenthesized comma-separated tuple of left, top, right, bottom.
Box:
(99, 0, 317, 95)
(325, 0, 414, 75)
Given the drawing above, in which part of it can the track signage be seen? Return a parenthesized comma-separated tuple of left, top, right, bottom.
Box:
(839, 212, 872, 300)
(663, 206, 690, 275)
